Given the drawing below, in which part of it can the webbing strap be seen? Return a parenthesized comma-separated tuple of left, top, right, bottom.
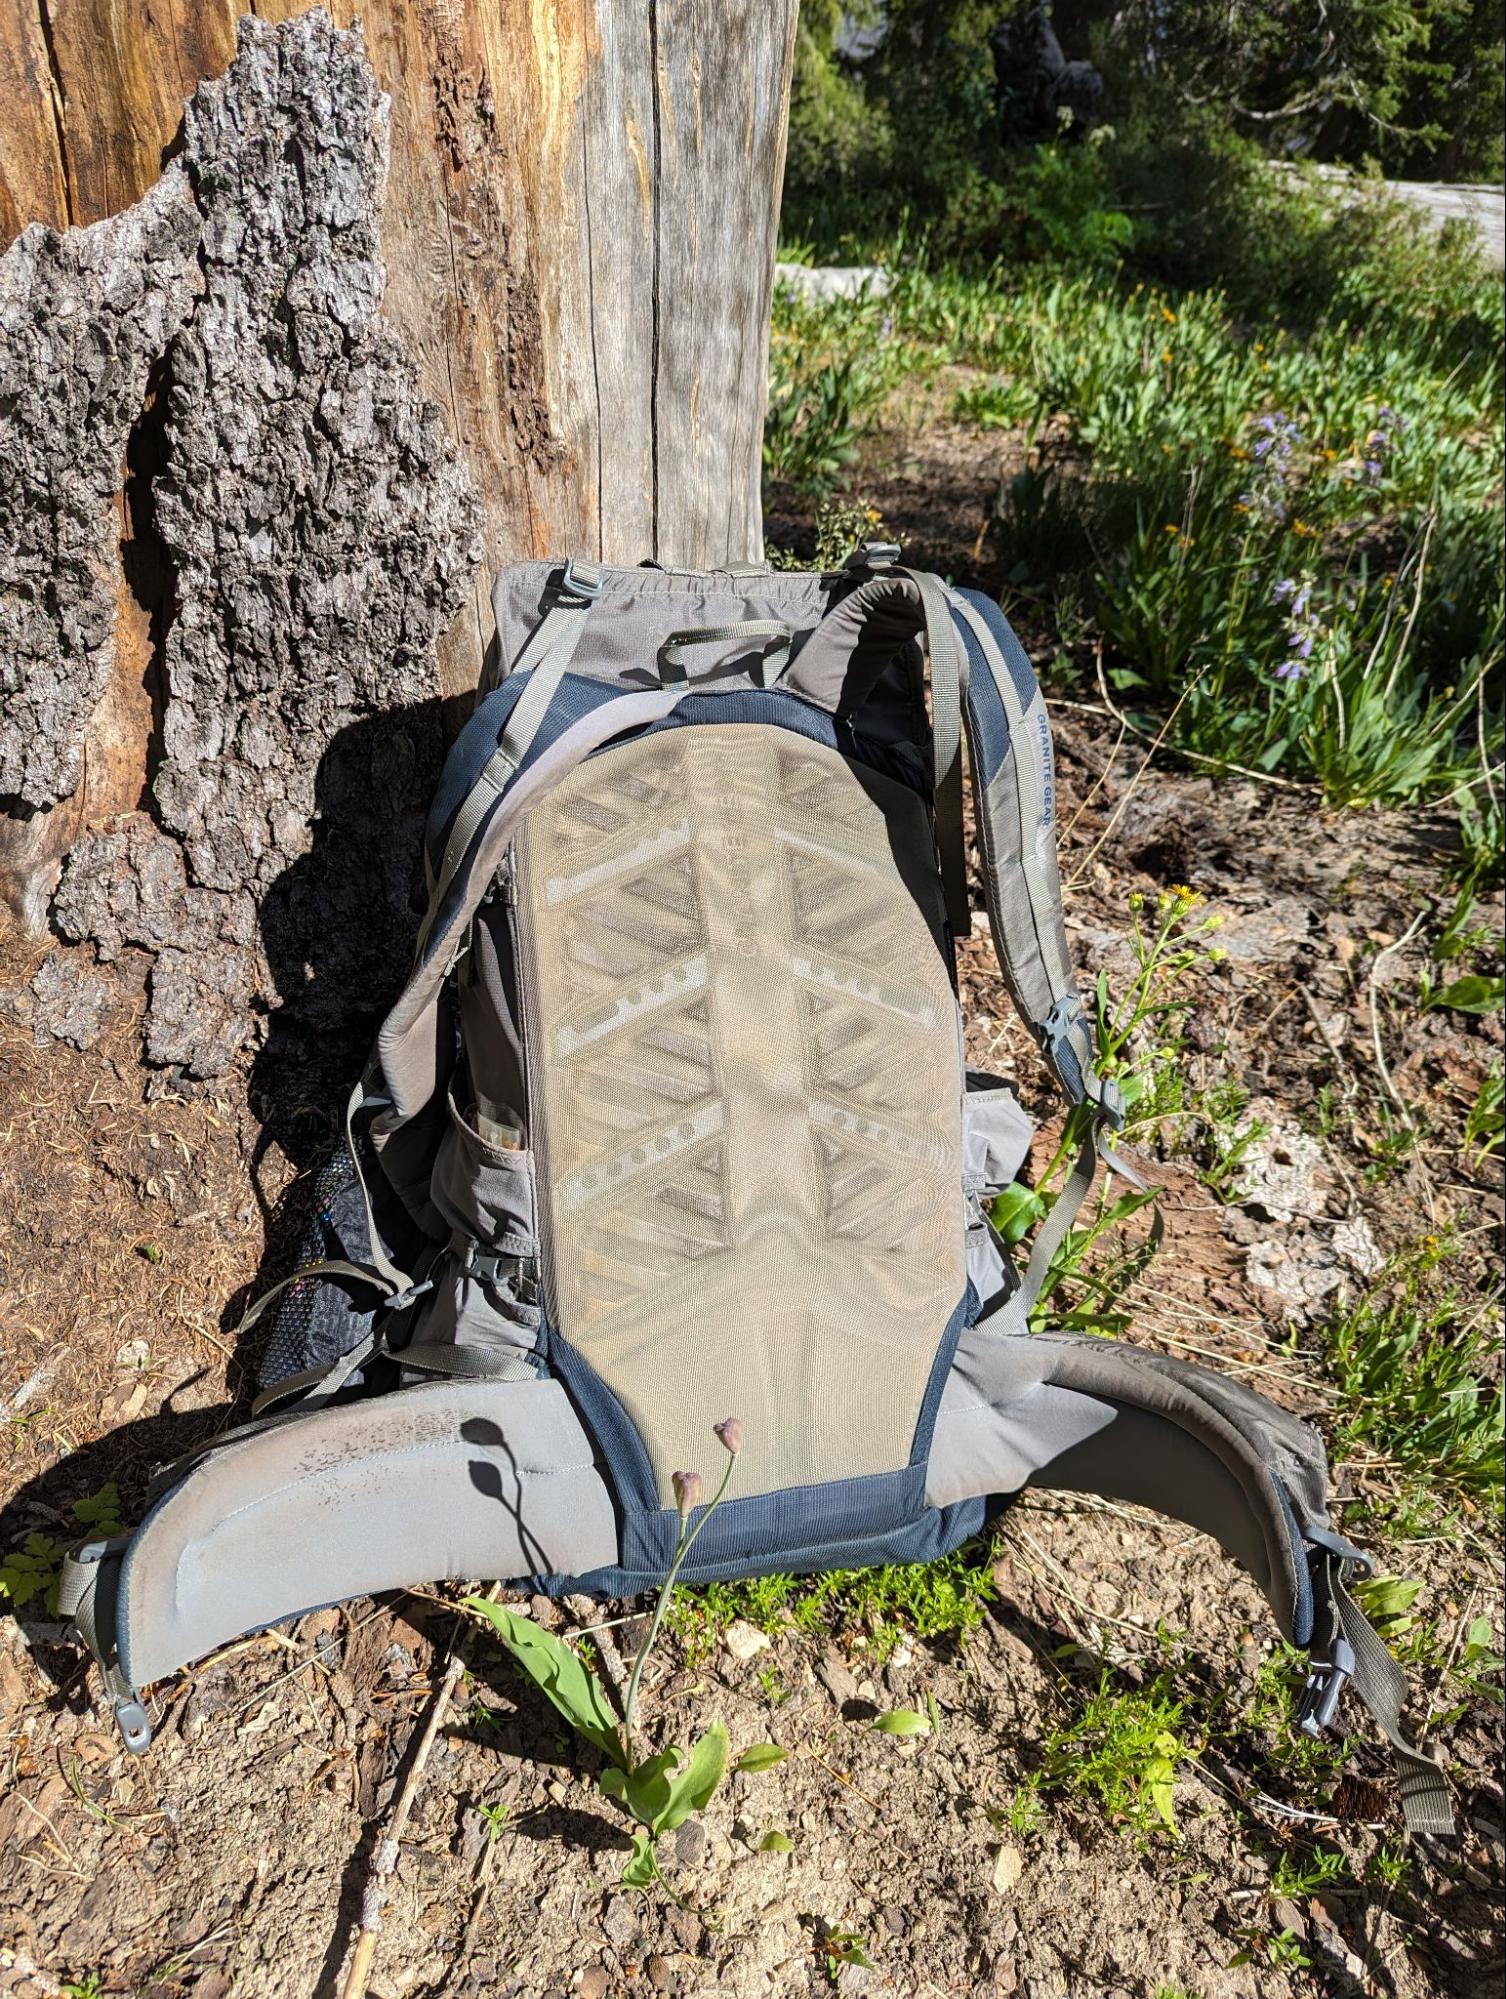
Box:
(906, 568, 970, 938)
(1015, 1114, 1157, 1320)
(1308, 1550, 1454, 1836)
(658, 620, 793, 686)
(420, 570, 604, 950)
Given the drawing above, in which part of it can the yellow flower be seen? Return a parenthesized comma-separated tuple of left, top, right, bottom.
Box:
(1164, 523, 1181, 534)
(1292, 520, 1317, 537)
(1161, 305, 1177, 325)
(1161, 349, 1174, 365)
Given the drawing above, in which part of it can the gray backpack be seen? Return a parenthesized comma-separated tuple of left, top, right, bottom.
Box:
(64, 551, 1448, 1832)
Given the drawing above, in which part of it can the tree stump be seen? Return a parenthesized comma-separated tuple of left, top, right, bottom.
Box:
(0, 2, 797, 1081)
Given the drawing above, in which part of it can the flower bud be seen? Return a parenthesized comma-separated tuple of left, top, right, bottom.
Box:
(671, 1469, 703, 1517)
(713, 1417, 743, 1456)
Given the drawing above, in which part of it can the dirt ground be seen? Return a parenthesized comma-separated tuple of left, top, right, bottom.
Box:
(3, 427, 1503, 1999)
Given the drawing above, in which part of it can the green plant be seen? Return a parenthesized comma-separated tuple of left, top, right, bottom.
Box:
(669, 1533, 999, 1663)
(818, 1924, 874, 1986)
(1268, 1841, 1349, 1899)
(1324, 1271, 1504, 1523)
(465, 1419, 770, 1893)
(1230, 1924, 1313, 1972)
(1, 1485, 125, 1615)
(1022, 1670, 1190, 1841)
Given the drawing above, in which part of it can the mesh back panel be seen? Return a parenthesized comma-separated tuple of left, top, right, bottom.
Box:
(515, 724, 964, 1505)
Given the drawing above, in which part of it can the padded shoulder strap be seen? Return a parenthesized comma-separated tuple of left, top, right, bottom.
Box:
(950, 588, 1104, 1112)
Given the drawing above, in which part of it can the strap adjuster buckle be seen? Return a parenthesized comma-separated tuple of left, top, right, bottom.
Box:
(845, 540, 901, 571)
(558, 558, 605, 604)
(1298, 1635, 1356, 1737)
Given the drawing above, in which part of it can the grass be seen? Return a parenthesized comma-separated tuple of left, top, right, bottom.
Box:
(666, 1535, 1000, 1665)
(764, 240, 1504, 809)
(1323, 1258, 1504, 1531)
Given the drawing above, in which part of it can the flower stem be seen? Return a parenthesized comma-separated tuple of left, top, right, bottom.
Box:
(622, 1452, 737, 1747)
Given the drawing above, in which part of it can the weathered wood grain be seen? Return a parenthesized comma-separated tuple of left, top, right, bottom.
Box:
(0, 3, 796, 1076)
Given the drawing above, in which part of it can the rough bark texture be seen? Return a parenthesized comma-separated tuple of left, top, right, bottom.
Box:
(0, 168, 200, 914)
(0, 2, 797, 1079)
(43, 12, 481, 1076)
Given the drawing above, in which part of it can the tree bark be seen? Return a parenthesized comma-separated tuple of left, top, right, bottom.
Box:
(0, 2, 797, 1078)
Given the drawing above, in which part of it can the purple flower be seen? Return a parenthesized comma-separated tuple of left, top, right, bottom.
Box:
(1275, 660, 1306, 681)
(672, 1469, 703, 1517)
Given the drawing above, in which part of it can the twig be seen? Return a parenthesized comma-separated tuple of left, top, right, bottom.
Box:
(563, 1593, 629, 1697)
(1365, 908, 1436, 1220)
(338, 1584, 500, 1999)
(1088, 648, 1318, 794)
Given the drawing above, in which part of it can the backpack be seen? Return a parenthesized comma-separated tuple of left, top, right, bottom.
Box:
(63, 550, 1449, 1833)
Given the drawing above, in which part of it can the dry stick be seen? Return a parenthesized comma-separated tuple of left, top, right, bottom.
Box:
(1089, 646, 1319, 797)
(1068, 656, 1210, 889)
(338, 1584, 501, 1999)
(1365, 907, 1436, 1221)
(563, 1592, 629, 1697)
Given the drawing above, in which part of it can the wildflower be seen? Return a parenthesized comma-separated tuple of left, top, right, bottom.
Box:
(713, 1417, 744, 1456)
(672, 1469, 703, 1518)
(1272, 570, 1322, 683)
(1161, 349, 1173, 365)
(1160, 305, 1177, 325)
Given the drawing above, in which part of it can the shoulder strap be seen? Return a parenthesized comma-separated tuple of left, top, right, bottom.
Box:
(789, 568, 1134, 1316)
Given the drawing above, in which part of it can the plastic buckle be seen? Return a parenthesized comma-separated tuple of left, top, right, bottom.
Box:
(384, 1278, 434, 1315)
(114, 1698, 153, 1755)
(844, 540, 900, 572)
(1297, 1636, 1356, 1737)
(558, 558, 605, 604)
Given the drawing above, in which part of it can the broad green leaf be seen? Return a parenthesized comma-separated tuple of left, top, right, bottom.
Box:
(1427, 974, 1504, 1015)
(620, 1829, 660, 1891)
(733, 1742, 788, 1774)
(72, 1484, 124, 1533)
(758, 1829, 794, 1852)
(873, 1708, 931, 1736)
(464, 1599, 625, 1767)
(656, 1719, 729, 1833)
(603, 1746, 682, 1831)
(1353, 1574, 1423, 1629)
(990, 1181, 1044, 1246)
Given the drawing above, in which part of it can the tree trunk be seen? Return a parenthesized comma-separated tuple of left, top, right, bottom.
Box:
(0, 2, 797, 1078)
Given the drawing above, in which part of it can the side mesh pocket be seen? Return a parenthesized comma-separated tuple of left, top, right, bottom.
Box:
(255, 1150, 379, 1393)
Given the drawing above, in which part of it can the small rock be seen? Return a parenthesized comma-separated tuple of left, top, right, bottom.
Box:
(992, 1845, 1024, 1895)
(817, 1653, 859, 1705)
(115, 1337, 151, 1369)
(576, 1969, 611, 1999)
(601, 1896, 639, 1948)
(644, 1955, 676, 1992)
(723, 1618, 770, 1662)
(674, 1818, 708, 1869)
